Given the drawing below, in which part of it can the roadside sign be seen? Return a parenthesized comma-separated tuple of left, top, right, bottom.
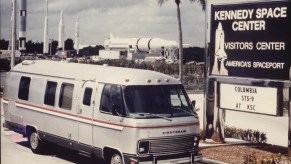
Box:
(210, 1, 291, 80)
(220, 83, 278, 116)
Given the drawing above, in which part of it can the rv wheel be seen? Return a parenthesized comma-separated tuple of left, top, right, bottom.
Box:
(110, 153, 123, 164)
(29, 132, 43, 154)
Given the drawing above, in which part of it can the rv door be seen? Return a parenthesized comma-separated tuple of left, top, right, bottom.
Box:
(78, 81, 96, 152)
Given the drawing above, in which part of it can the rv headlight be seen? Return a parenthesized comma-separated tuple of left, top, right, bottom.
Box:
(138, 141, 150, 154)
(193, 136, 200, 148)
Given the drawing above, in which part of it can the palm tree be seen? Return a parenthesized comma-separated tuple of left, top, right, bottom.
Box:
(158, 0, 205, 82)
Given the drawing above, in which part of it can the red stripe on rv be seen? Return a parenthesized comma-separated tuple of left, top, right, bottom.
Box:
(5, 99, 199, 129)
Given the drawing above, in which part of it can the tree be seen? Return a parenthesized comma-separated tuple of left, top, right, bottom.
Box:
(25, 40, 43, 54)
(79, 45, 104, 56)
(183, 47, 204, 63)
(0, 39, 9, 50)
(65, 38, 74, 50)
(158, 0, 205, 82)
(35, 42, 43, 54)
(50, 40, 58, 55)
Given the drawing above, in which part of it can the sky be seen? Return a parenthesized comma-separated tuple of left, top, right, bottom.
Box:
(0, 0, 205, 47)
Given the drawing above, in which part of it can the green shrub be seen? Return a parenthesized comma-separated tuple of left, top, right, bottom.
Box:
(225, 126, 267, 144)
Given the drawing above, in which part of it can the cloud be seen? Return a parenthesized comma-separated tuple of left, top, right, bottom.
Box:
(0, 0, 205, 47)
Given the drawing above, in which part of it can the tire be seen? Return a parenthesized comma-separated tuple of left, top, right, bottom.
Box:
(29, 132, 43, 154)
(110, 153, 123, 164)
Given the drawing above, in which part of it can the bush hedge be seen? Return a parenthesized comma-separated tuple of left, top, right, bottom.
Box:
(225, 126, 267, 144)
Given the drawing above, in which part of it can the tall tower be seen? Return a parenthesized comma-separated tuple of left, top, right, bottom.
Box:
(75, 16, 79, 55)
(43, 0, 49, 55)
(19, 0, 27, 54)
(58, 10, 65, 50)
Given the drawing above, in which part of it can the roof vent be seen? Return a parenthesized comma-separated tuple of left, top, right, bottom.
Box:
(22, 60, 35, 65)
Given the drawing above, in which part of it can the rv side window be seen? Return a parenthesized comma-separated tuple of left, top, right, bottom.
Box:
(59, 83, 74, 110)
(100, 84, 123, 114)
(44, 81, 57, 106)
(18, 76, 31, 101)
(83, 87, 92, 106)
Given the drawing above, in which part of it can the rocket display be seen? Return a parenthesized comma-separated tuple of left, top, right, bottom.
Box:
(58, 10, 65, 50)
(43, 0, 49, 55)
(19, 0, 27, 53)
(75, 16, 79, 55)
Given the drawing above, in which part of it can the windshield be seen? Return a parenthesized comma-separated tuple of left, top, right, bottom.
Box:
(124, 85, 195, 118)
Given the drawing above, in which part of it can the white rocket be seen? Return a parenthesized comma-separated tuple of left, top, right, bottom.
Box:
(58, 10, 65, 50)
(43, 0, 49, 54)
(19, 0, 27, 53)
(104, 34, 178, 54)
(74, 16, 79, 55)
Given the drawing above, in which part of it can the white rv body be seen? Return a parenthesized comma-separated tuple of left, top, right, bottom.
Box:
(2, 60, 201, 164)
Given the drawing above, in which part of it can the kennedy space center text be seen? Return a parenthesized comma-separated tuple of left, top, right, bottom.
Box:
(214, 7, 287, 31)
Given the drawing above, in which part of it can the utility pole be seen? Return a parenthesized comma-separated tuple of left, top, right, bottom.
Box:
(11, 0, 17, 68)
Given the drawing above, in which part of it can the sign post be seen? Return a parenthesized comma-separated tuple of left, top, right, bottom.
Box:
(289, 87, 291, 157)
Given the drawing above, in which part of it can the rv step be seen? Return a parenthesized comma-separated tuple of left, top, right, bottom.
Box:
(78, 150, 91, 158)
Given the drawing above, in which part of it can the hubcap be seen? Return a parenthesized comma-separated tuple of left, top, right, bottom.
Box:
(111, 154, 122, 164)
(30, 133, 38, 150)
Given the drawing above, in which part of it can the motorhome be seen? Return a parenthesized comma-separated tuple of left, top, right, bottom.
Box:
(2, 60, 202, 164)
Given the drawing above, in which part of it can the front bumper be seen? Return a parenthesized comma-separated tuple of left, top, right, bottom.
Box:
(123, 152, 203, 164)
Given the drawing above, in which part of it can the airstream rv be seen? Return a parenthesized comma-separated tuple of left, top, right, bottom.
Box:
(2, 60, 201, 164)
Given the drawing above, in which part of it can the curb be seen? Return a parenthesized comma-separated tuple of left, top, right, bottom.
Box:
(202, 158, 228, 164)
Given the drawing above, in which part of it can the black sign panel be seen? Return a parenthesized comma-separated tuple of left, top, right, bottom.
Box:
(210, 1, 291, 80)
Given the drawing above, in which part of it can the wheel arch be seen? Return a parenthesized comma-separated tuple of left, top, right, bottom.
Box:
(103, 146, 124, 164)
(25, 125, 38, 138)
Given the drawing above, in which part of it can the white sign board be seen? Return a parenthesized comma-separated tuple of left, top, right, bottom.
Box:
(220, 83, 278, 115)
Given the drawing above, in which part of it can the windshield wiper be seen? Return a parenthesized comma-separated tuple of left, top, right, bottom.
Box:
(138, 113, 172, 121)
(171, 106, 199, 118)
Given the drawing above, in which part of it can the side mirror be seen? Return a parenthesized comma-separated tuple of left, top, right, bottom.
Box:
(192, 100, 200, 112)
(191, 100, 196, 107)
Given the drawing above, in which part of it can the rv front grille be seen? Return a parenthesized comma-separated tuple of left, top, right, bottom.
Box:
(148, 134, 195, 155)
